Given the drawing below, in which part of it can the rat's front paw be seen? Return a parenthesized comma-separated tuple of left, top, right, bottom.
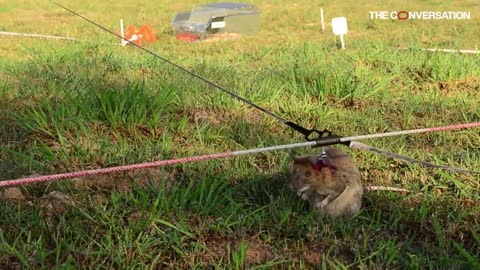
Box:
(300, 192, 310, 201)
(295, 185, 311, 201)
(315, 197, 330, 209)
(296, 191, 309, 200)
(315, 201, 325, 209)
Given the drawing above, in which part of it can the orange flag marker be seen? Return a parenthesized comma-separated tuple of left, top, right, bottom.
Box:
(124, 24, 156, 45)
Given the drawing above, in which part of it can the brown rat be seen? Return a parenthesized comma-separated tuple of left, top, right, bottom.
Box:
(288, 147, 363, 217)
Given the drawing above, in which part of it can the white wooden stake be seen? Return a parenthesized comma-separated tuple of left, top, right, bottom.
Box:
(120, 19, 127, 46)
(320, 8, 325, 33)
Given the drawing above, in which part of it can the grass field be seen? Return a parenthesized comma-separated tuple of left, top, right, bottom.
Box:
(1, 0, 480, 268)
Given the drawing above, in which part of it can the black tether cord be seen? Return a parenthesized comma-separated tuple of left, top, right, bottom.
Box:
(50, 1, 343, 143)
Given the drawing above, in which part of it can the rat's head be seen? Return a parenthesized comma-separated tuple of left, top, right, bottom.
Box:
(288, 155, 325, 192)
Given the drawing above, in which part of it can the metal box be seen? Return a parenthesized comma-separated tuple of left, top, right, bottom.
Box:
(171, 2, 260, 41)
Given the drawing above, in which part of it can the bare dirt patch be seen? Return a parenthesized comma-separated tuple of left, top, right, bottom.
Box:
(244, 241, 276, 265)
(69, 168, 177, 192)
(185, 107, 266, 127)
(0, 187, 28, 202)
(438, 77, 480, 96)
(200, 235, 276, 265)
(188, 232, 330, 267)
(125, 210, 151, 223)
(303, 241, 324, 265)
(38, 191, 76, 218)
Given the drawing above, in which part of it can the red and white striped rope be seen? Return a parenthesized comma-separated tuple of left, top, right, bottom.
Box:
(1, 122, 479, 188)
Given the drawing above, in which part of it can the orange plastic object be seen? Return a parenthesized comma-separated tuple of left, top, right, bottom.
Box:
(124, 24, 156, 45)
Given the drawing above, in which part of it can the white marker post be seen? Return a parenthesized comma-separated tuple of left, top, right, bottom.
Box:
(331, 17, 348, 49)
(320, 8, 325, 33)
(120, 19, 128, 46)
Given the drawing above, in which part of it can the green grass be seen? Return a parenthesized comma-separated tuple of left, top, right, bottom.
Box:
(1, 0, 480, 268)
